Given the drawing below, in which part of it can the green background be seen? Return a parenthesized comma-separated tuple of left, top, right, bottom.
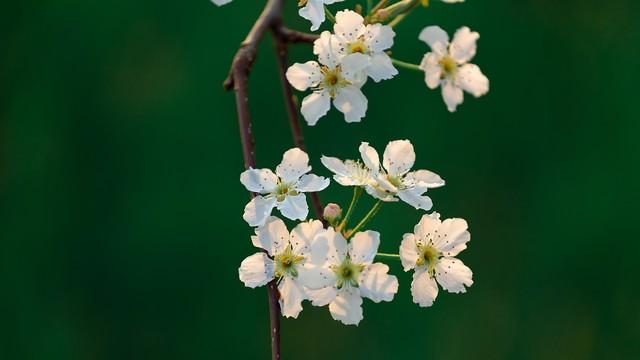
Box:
(2, 0, 639, 359)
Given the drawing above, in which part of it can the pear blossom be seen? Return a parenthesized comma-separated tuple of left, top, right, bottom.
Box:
(240, 148, 329, 227)
(286, 31, 370, 125)
(299, 0, 345, 31)
(323, 140, 445, 209)
(239, 217, 329, 318)
(329, 10, 398, 82)
(400, 212, 473, 307)
(306, 228, 398, 325)
(419, 25, 489, 112)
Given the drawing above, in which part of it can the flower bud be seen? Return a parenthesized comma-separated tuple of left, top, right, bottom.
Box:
(323, 203, 342, 223)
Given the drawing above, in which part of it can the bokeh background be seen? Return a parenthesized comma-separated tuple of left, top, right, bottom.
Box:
(2, 0, 639, 359)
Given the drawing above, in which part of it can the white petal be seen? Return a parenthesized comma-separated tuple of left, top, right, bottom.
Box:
(252, 216, 289, 255)
(364, 183, 397, 202)
(373, 173, 398, 194)
(419, 52, 441, 89)
(243, 196, 277, 227)
(238, 252, 275, 288)
(441, 0, 465, 2)
(334, 86, 367, 123)
(340, 53, 371, 83)
(333, 10, 366, 42)
(296, 174, 330, 192)
(441, 79, 464, 112)
(449, 26, 479, 64)
(418, 25, 449, 55)
(240, 168, 278, 194)
(359, 142, 380, 171)
(359, 263, 398, 302)
(405, 169, 445, 188)
(321, 156, 359, 186)
(276, 193, 309, 221)
(433, 218, 470, 257)
(413, 213, 442, 245)
(364, 23, 395, 53)
(286, 61, 322, 91)
(306, 285, 338, 306)
(298, 264, 336, 289)
(289, 219, 324, 257)
(457, 63, 489, 97)
(313, 31, 338, 67)
(278, 276, 306, 318)
(366, 52, 398, 82)
(276, 147, 311, 182)
(211, 0, 232, 5)
(398, 186, 433, 211)
(383, 139, 415, 176)
(435, 257, 473, 293)
(321, 228, 348, 266)
(329, 287, 363, 325)
(299, 0, 326, 32)
(399, 233, 419, 271)
(348, 230, 380, 264)
(301, 91, 331, 126)
(411, 268, 439, 307)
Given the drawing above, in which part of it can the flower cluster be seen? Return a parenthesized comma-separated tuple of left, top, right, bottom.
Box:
(238, 141, 473, 325)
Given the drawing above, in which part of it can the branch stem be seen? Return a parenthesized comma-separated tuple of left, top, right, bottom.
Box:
(337, 187, 364, 232)
(391, 58, 422, 72)
(376, 252, 401, 259)
(345, 200, 382, 238)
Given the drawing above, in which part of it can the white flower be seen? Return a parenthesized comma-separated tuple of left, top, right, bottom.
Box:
(399, 212, 473, 307)
(238, 216, 329, 318)
(418, 25, 489, 112)
(306, 228, 398, 325)
(240, 148, 329, 227)
(330, 10, 398, 82)
(323, 140, 445, 210)
(210, 0, 232, 6)
(298, 0, 345, 31)
(286, 31, 370, 125)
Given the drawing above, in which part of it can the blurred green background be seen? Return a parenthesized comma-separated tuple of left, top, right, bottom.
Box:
(2, 0, 639, 359)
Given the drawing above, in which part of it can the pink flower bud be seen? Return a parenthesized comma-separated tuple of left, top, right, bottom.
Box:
(323, 203, 342, 222)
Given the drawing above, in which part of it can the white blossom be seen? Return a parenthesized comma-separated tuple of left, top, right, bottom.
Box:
(399, 212, 473, 307)
(323, 140, 445, 209)
(419, 25, 489, 112)
(305, 228, 398, 325)
(330, 10, 398, 82)
(240, 148, 329, 227)
(286, 31, 370, 125)
(238, 217, 329, 318)
(299, 0, 345, 31)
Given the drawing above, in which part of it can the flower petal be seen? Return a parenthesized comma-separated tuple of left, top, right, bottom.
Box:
(298, 264, 335, 289)
(359, 263, 398, 303)
(290, 219, 324, 258)
(441, 79, 464, 112)
(405, 169, 445, 188)
(210, 0, 232, 5)
(340, 53, 371, 83)
(333, 85, 368, 123)
(299, 0, 326, 32)
(252, 216, 289, 255)
(449, 26, 479, 64)
(418, 25, 449, 55)
(359, 142, 380, 171)
(366, 52, 398, 82)
(333, 10, 366, 42)
(276, 193, 309, 221)
(413, 213, 442, 246)
(433, 218, 470, 257)
(313, 31, 338, 67)
(306, 285, 338, 307)
(240, 168, 278, 194)
(329, 287, 363, 325)
(320, 156, 347, 175)
(419, 52, 441, 89)
(435, 257, 473, 293)
(399, 233, 419, 271)
(286, 61, 322, 91)
(278, 276, 306, 318)
(348, 230, 380, 264)
(364, 23, 395, 53)
(457, 63, 489, 97)
(398, 185, 433, 211)
(383, 139, 415, 176)
(411, 267, 439, 307)
(322, 228, 348, 266)
(276, 148, 311, 183)
(301, 91, 331, 126)
(238, 252, 275, 288)
(296, 174, 330, 192)
(243, 196, 277, 227)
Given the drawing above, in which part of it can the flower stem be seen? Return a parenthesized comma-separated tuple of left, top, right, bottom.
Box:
(376, 252, 401, 259)
(337, 187, 363, 232)
(345, 200, 382, 239)
(324, 5, 336, 23)
(391, 58, 422, 72)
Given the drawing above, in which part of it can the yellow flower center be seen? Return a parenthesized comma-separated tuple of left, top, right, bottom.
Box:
(416, 244, 441, 275)
(439, 56, 457, 77)
(348, 40, 368, 54)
